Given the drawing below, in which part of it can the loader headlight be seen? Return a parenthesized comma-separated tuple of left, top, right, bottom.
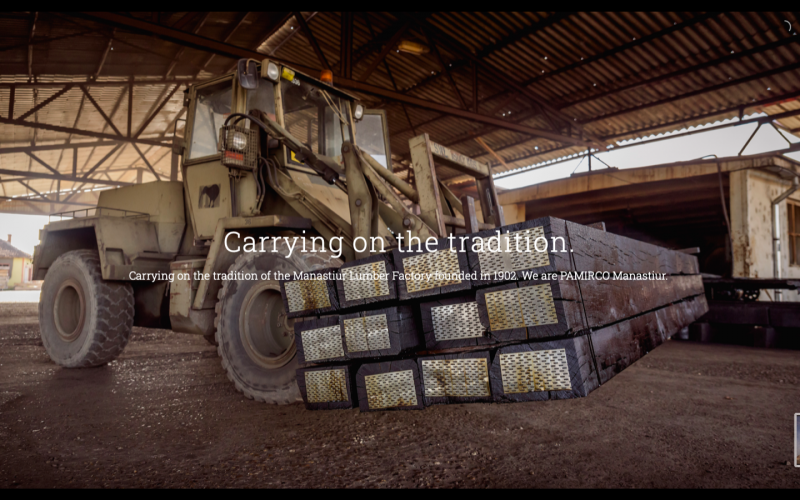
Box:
(354, 104, 364, 120)
(231, 132, 247, 151)
(266, 62, 280, 81)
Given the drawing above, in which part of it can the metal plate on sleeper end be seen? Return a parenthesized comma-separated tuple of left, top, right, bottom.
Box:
(421, 358, 490, 398)
(517, 284, 558, 326)
(403, 249, 461, 293)
(475, 226, 550, 274)
(499, 349, 571, 394)
(507, 227, 550, 270)
(364, 370, 418, 409)
(300, 325, 344, 361)
(305, 368, 349, 403)
(343, 314, 391, 352)
(485, 283, 558, 331)
(342, 261, 390, 301)
(431, 302, 485, 340)
(285, 279, 331, 313)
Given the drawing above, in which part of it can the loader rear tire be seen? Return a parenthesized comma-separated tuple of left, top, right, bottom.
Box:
(215, 238, 341, 404)
(39, 249, 134, 368)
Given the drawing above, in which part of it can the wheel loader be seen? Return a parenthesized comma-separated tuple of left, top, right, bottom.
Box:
(33, 59, 707, 410)
(32, 58, 504, 404)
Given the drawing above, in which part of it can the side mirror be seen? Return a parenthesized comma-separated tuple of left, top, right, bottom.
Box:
(237, 59, 259, 90)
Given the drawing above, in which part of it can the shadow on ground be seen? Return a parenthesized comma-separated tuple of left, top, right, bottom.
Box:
(1, 303, 799, 488)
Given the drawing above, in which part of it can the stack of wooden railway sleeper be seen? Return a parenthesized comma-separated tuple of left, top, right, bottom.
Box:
(279, 216, 708, 412)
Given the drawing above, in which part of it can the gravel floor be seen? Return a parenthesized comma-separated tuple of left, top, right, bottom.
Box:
(1, 303, 799, 488)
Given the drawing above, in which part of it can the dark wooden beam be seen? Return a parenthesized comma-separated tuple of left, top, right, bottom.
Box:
(0, 117, 169, 147)
(414, 16, 603, 147)
(127, 78, 133, 137)
(17, 85, 73, 121)
(472, 62, 478, 113)
(0, 28, 94, 54)
(0, 168, 131, 187)
(7, 86, 14, 119)
(390, 12, 721, 145)
(351, 17, 407, 67)
(16, 179, 55, 202)
(357, 21, 410, 82)
(425, 26, 467, 109)
(131, 143, 162, 180)
(27, 12, 38, 79)
(166, 12, 210, 77)
(363, 13, 417, 138)
(339, 12, 353, 79)
(537, 13, 719, 89)
(0, 78, 197, 89)
(583, 60, 800, 125)
(80, 85, 123, 136)
(197, 12, 249, 75)
(24, 152, 59, 175)
(294, 12, 330, 70)
(76, 12, 594, 148)
(93, 28, 115, 80)
(567, 35, 800, 113)
(134, 84, 181, 138)
(80, 144, 124, 179)
(390, 13, 570, 102)
(172, 12, 204, 32)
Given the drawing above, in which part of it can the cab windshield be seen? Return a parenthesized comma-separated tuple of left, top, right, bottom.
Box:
(281, 76, 352, 160)
(188, 79, 232, 160)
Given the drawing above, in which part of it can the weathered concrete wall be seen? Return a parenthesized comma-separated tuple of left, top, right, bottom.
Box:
(730, 169, 800, 301)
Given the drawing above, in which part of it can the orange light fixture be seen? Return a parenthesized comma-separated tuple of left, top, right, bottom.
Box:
(320, 69, 333, 85)
(397, 40, 429, 55)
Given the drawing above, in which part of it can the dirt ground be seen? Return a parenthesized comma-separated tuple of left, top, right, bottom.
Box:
(1, 302, 799, 488)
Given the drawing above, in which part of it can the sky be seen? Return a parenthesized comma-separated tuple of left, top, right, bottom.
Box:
(0, 113, 798, 256)
(0, 214, 50, 257)
(495, 113, 800, 190)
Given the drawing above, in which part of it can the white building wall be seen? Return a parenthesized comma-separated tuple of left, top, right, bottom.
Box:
(730, 169, 800, 302)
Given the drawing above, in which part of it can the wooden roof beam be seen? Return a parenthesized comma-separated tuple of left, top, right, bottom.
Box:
(76, 12, 594, 148)
(0, 117, 169, 147)
(0, 168, 132, 187)
(565, 35, 799, 112)
(411, 16, 605, 148)
(294, 11, 330, 70)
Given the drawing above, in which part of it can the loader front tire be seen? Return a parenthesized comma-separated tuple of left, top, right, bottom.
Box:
(39, 249, 134, 368)
(215, 239, 340, 404)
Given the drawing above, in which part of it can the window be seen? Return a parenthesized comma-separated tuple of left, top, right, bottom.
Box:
(246, 80, 276, 121)
(790, 200, 800, 266)
(356, 111, 391, 169)
(188, 79, 232, 160)
(281, 76, 351, 162)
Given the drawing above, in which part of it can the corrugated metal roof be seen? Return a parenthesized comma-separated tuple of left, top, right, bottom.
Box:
(0, 11, 798, 208)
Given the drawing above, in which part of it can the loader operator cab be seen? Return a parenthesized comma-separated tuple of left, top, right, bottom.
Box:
(183, 60, 392, 238)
